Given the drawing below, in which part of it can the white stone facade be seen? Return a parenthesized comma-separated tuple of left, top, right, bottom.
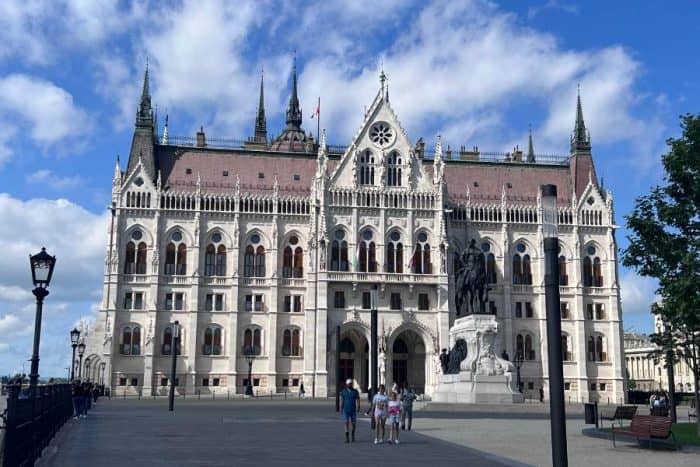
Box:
(86, 74, 626, 404)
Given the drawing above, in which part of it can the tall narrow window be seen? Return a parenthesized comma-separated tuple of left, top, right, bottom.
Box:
(486, 253, 496, 284)
(512, 243, 532, 285)
(205, 244, 216, 276)
(124, 242, 136, 274)
(282, 329, 292, 356)
(165, 231, 186, 276)
(177, 244, 187, 275)
(524, 334, 534, 360)
(255, 246, 266, 277)
(216, 245, 226, 276)
(512, 255, 522, 284)
(243, 328, 262, 355)
(558, 255, 568, 286)
(291, 329, 300, 356)
(386, 151, 402, 187)
(244, 245, 255, 277)
(561, 334, 573, 361)
(162, 327, 172, 355)
(358, 230, 377, 272)
(121, 326, 141, 355)
(386, 231, 403, 273)
(282, 235, 303, 278)
(359, 149, 375, 185)
(412, 232, 431, 274)
(330, 230, 349, 271)
(583, 245, 603, 287)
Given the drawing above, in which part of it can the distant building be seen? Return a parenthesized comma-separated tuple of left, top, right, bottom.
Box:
(83, 61, 625, 403)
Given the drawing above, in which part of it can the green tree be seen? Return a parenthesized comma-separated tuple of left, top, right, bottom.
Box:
(623, 113, 700, 434)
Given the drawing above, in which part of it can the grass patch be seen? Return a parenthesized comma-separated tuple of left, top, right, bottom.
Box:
(602, 423, 700, 446)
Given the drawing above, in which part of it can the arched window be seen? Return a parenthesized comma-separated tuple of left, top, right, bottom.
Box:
(587, 334, 608, 362)
(282, 328, 301, 356)
(330, 230, 349, 271)
(480, 241, 496, 283)
(412, 231, 431, 274)
(282, 235, 303, 278)
(121, 325, 141, 355)
(216, 245, 226, 276)
(359, 149, 375, 185)
(205, 244, 216, 276)
(165, 231, 186, 275)
(386, 151, 402, 187)
(392, 338, 408, 354)
(124, 242, 136, 274)
(339, 338, 355, 353)
(243, 328, 262, 355)
(386, 231, 403, 273)
(558, 256, 567, 286)
(136, 242, 147, 274)
(202, 326, 222, 356)
(524, 334, 534, 360)
(244, 234, 265, 277)
(583, 245, 603, 287)
(561, 334, 573, 361)
(161, 326, 181, 356)
(358, 230, 377, 272)
(512, 243, 532, 285)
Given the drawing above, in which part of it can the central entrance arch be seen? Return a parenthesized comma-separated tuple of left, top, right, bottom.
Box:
(389, 328, 426, 394)
(337, 327, 369, 393)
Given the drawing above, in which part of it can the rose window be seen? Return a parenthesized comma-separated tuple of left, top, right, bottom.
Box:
(369, 122, 394, 148)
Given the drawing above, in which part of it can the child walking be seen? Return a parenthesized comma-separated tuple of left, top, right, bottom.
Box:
(388, 391, 401, 444)
(372, 384, 388, 444)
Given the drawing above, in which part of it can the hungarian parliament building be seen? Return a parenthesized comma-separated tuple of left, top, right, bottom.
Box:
(83, 62, 625, 403)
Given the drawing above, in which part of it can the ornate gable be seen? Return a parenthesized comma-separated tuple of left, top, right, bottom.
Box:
(329, 75, 431, 191)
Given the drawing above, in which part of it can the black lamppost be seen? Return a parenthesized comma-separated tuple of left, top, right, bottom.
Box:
(514, 350, 524, 393)
(70, 328, 80, 380)
(169, 321, 180, 411)
(541, 184, 568, 467)
(663, 322, 677, 422)
(244, 345, 256, 396)
(77, 342, 85, 380)
(28, 247, 56, 395)
(100, 362, 106, 386)
(85, 358, 91, 382)
(370, 284, 379, 397)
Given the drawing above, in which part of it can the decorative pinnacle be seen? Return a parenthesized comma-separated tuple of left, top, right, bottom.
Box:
(571, 84, 591, 152)
(254, 67, 267, 142)
(527, 124, 535, 162)
(285, 51, 302, 130)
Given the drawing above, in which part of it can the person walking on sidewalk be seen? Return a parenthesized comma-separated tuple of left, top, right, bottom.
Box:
(400, 385, 416, 431)
(372, 384, 389, 444)
(340, 379, 360, 443)
(299, 382, 305, 399)
(388, 391, 401, 444)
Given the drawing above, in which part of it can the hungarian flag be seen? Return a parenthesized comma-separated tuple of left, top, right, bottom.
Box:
(310, 98, 320, 119)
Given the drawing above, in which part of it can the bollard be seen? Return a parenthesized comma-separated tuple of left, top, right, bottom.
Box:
(227, 390, 230, 401)
(270, 390, 273, 400)
(198, 390, 201, 400)
(139, 389, 142, 400)
(123, 390, 126, 400)
(213, 391, 215, 401)
(285, 390, 287, 400)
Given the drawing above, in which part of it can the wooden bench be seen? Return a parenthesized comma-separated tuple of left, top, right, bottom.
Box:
(599, 405, 637, 428)
(612, 415, 676, 449)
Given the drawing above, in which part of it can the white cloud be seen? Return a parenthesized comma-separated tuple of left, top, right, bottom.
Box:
(620, 271, 658, 316)
(26, 170, 82, 190)
(0, 194, 108, 376)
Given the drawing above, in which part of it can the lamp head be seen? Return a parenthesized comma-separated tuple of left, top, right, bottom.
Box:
(29, 247, 56, 288)
(77, 342, 86, 356)
(540, 184, 558, 239)
(70, 327, 81, 345)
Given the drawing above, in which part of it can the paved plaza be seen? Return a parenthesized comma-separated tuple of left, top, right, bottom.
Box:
(37, 399, 699, 467)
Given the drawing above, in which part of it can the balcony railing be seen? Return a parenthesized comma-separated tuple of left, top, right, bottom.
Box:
(241, 277, 269, 287)
(278, 278, 306, 287)
(326, 272, 441, 283)
(202, 277, 228, 286)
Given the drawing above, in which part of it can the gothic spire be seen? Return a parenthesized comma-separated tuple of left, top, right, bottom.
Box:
(161, 114, 169, 145)
(254, 68, 267, 143)
(285, 52, 302, 130)
(136, 60, 153, 128)
(571, 85, 591, 153)
(527, 125, 535, 162)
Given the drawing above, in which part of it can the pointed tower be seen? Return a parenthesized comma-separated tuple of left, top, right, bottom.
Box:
(286, 54, 303, 131)
(569, 87, 597, 198)
(126, 62, 156, 179)
(161, 114, 169, 145)
(571, 86, 591, 154)
(270, 53, 310, 152)
(254, 69, 267, 143)
(527, 126, 535, 163)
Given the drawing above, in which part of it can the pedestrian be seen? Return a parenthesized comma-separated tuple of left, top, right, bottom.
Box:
(299, 382, 305, 399)
(372, 384, 389, 444)
(72, 380, 82, 420)
(81, 383, 89, 418)
(539, 387, 544, 403)
(388, 391, 401, 444)
(439, 348, 449, 374)
(400, 385, 416, 431)
(93, 385, 99, 403)
(340, 379, 360, 443)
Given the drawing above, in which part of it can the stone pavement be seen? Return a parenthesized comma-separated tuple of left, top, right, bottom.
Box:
(38, 399, 526, 467)
(414, 403, 700, 467)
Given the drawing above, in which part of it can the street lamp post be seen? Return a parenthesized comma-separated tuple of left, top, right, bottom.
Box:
(514, 351, 524, 393)
(244, 345, 256, 396)
(169, 321, 180, 411)
(664, 322, 677, 422)
(28, 247, 56, 396)
(85, 358, 91, 382)
(370, 284, 379, 397)
(541, 184, 568, 467)
(70, 328, 80, 380)
(100, 362, 106, 386)
(77, 342, 85, 380)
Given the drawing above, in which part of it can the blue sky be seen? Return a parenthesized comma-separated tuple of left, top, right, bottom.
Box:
(0, 0, 697, 377)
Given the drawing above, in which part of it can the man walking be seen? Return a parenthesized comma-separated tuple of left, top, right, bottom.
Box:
(400, 385, 417, 430)
(340, 379, 360, 443)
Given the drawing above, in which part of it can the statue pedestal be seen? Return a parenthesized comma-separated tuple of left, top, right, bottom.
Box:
(432, 314, 524, 404)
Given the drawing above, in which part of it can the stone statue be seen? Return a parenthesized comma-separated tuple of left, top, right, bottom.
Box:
(439, 348, 449, 374)
(445, 339, 468, 374)
(454, 239, 490, 315)
(378, 348, 387, 385)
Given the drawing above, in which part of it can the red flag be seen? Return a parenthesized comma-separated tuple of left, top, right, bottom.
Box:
(310, 98, 320, 119)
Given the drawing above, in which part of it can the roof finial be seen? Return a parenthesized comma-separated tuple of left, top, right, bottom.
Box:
(136, 59, 153, 127)
(254, 67, 267, 143)
(380, 61, 387, 98)
(161, 114, 169, 145)
(527, 124, 535, 163)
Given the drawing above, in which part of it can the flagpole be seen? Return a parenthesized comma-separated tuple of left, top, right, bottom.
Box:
(317, 96, 320, 145)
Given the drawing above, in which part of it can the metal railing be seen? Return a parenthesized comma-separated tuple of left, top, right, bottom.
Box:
(2, 383, 72, 467)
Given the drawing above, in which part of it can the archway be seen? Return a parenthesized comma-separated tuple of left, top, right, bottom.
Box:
(337, 327, 369, 393)
(389, 329, 426, 394)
